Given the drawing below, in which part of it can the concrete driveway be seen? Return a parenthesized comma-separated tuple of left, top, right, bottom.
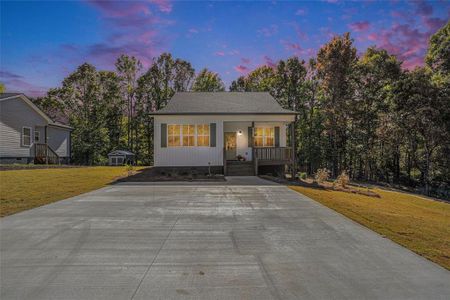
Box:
(1, 177, 449, 299)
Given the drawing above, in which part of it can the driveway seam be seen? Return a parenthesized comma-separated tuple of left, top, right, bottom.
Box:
(130, 216, 179, 300)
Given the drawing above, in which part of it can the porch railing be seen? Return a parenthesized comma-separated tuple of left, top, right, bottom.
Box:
(35, 143, 60, 164)
(254, 147, 292, 161)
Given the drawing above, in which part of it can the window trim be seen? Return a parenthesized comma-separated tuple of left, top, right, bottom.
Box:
(34, 131, 40, 143)
(182, 124, 196, 147)
(167, 124, 182, 147)
(196, 124, 210, 147)
(22, 126, 32, 147)
(254, 126, 275, 147)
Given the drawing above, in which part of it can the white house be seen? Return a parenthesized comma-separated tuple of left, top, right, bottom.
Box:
(152, 92, 297, 176)
(0, 93, 72, 164)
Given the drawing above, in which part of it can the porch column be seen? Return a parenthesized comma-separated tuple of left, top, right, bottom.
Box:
(291, 118, 297, 180)
(252, 121, 257, 176)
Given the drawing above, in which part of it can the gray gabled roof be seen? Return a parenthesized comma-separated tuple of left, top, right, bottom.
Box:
(152, 92, 297, 115)
(0, 93, 73, 130)
(0, 93, 23, 100)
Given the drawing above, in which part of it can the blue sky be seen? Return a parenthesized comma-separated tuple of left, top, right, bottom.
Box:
(1, 0, 449, 96)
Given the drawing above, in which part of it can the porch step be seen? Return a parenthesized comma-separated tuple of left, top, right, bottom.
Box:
(226, 161, 254, 176)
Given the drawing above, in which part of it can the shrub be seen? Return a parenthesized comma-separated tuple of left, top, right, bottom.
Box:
(315, 168, 330, 183)
(125, 164, 134, 176)
(336, 170, 350, 188)
(297, 172, 307, 180)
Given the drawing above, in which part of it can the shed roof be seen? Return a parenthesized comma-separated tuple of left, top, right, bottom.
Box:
(152, 92, 297, 115)
(108, 150, 135, 156)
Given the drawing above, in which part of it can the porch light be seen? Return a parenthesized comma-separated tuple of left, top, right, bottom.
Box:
(237, 130, 243, 136)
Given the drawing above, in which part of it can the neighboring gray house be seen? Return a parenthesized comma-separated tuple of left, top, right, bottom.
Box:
(0, 93, 72, 164)
(151, 92, 297, 176)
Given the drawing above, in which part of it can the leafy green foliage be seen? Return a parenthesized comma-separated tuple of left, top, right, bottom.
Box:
(192, 68, 225, 92)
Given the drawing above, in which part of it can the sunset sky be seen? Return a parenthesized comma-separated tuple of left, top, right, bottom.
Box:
(1, 0, 449, 96)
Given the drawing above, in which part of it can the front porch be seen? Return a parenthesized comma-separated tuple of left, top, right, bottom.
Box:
(222, 121, 295, 176)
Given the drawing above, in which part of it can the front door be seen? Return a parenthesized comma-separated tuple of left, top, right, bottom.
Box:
(224, 132, 237, 160)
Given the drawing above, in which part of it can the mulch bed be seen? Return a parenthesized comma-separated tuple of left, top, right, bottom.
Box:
(117, 167, 225, 182)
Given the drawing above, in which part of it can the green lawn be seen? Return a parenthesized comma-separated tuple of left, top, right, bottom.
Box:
(0, 166, 144, 217)
(290, 185, 450, 270)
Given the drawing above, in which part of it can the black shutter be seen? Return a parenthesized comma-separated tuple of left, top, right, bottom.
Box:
(210, 123, 216, 147)
(248, 127, 253, 147)
(161, 123, 167, 147)
(274, 126, 280, 147)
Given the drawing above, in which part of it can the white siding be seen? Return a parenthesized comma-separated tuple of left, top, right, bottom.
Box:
(0, 98, 47, 158)
(154, 114, 294, 167)
(47, 126, 71, 157)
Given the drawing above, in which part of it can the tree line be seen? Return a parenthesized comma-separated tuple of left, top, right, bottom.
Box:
(35, 22, 449, 195)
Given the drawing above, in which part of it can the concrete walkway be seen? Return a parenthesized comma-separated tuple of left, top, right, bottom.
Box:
(1, 177, 449, 299)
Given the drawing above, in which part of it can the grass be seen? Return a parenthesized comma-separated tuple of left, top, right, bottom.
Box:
(289, 185, 450, 270)
(0, 166, 145, 217)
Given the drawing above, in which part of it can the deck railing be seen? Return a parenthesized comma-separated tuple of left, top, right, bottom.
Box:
(254, 147, 292, 161)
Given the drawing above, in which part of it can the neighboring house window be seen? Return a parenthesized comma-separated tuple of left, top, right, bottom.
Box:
(254, 127, 274, 147)
(22, 127, 31, 147)
(35, 131, 40, 143)
(168, 125, 181, 147)
(197, 124, 210, 146)
(182, 125, 195, 146)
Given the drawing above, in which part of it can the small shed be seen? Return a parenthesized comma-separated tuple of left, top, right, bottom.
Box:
(108, 150, 135, 166)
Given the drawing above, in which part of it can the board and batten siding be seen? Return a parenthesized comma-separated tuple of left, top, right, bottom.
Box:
(153, 114, 294, 167)
(154, 116, 224, 167)
(0, 98, 47, 158)
(47, 126, 71, 157)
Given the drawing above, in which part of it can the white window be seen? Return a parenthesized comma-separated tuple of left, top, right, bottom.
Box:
(22, 127, 31, 147)
(168, 125, 181, 147)
(182, 125, 195, 146)
(254, 127, 274, 147)
(34, 131, 40, 143)
(197, 124, 210, 146)
(168, 124, 199, 147)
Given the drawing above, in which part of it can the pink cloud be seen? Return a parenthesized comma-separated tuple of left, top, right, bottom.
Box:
(258, 24, 278, 37)
(349, 21, 370, 32)
(188, 28, 199, 34)
(282, 40, 302, 54)
(234, 65, 249, 74)
(88, 1, 151, 17)
(416, 0, 433, 17)
(263, 56, 277, 68)
(149, 0, 172, 13)
(423, 17, 446, 31)
(241, 58, 251, 64)
(214, 51, 225, 56)
(366, 20, 443, 70)
(0, 71, 48, 97)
